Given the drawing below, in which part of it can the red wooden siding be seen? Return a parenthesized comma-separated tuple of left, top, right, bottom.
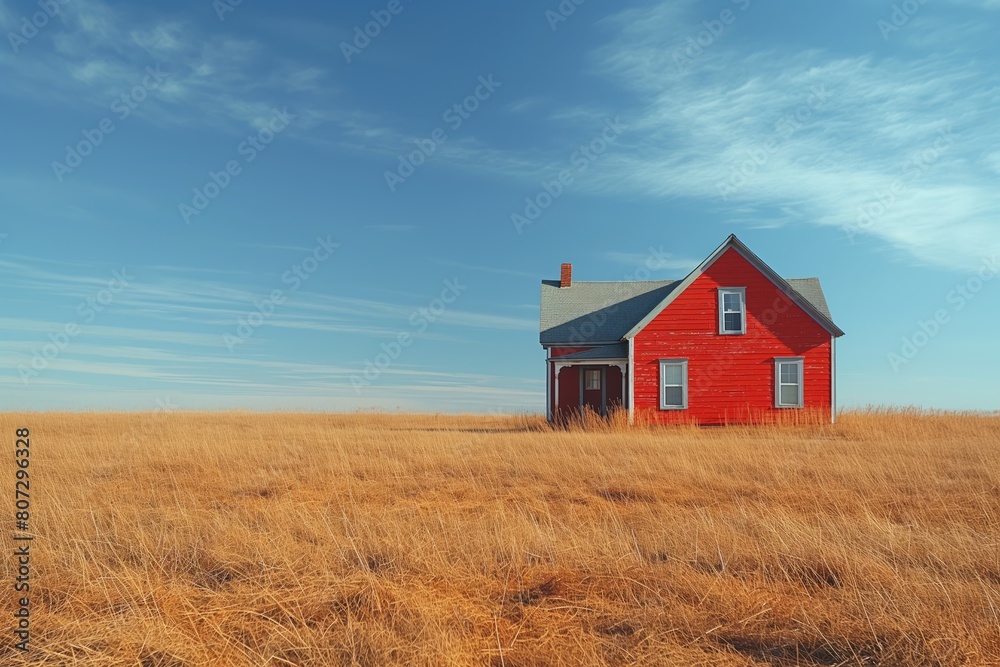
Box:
(632, 248, 832, 425)
(555, 365, 580, 420)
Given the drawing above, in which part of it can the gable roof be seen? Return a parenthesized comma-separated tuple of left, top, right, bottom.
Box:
(539, 235, 844, 346)
(540, 279, 680, 346)
(623, 235, 844, 339)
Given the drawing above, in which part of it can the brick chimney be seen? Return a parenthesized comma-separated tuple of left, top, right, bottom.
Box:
(560, 263, 572, 288)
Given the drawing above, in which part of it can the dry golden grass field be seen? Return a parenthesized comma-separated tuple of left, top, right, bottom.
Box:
(1, 409, 999, 666)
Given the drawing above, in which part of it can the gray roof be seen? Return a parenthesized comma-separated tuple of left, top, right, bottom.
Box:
(785, 278, 831, 320)
(540, 280, 681, 346)
(540, 277, 834, 345)
(555, 343, 628, 360)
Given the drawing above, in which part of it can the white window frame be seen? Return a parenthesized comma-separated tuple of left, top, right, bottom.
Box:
(659, 359, 688, 410)
(775, 357, 804, 409)
(584, 368, 602, 391)
(718, 287, 747, 335)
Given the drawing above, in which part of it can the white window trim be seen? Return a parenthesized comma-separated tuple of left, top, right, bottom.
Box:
(718, 287, 747, 335)
(659, 359, 688, 410)
(775, 357, 805, 409)
(584, 368, 602, 391)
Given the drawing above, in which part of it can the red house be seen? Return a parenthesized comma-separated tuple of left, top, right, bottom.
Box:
(540, 235, 845, 425)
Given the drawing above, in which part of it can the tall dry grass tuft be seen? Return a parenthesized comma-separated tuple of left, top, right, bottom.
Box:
(1, 409, 998, 665)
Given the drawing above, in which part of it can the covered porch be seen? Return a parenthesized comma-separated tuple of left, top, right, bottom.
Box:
(547, 344, 628, 421)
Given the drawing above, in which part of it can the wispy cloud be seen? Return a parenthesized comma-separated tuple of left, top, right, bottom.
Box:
(353, 0, 998, 271)
(433, 259, 539, 280)
(0, 327, 544, 411)
(0, 253, 538, 409)
(549, 0, 1000, 270)
(605, 251, 699, 273)
(239, 242, 317, 253)
(0, 0, 338, 133)
(365, 224, 417, 232)
(944, 0, 1000, 9)
(507, 97, 541, 113)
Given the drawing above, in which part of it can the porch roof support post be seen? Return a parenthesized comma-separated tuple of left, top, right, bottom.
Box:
(621, 365, 626, 413)
(627, 338, 635, 424)
(545, 358, 551, 422)
(554, 363, 560, 417)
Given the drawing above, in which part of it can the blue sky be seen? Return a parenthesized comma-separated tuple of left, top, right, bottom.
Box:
(1, 0, 997, 413)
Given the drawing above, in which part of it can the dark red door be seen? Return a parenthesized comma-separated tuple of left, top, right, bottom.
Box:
(606, 365, 623, 411)
(581, 366, 605, 416)
(556, 365, 581, 420)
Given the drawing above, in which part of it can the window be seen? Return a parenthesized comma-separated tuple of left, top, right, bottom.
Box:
(584, 369, 602, 390)
(718, 287, 746, 334)
(659, 359, 688, 410)
(775, 358, 804, 408)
